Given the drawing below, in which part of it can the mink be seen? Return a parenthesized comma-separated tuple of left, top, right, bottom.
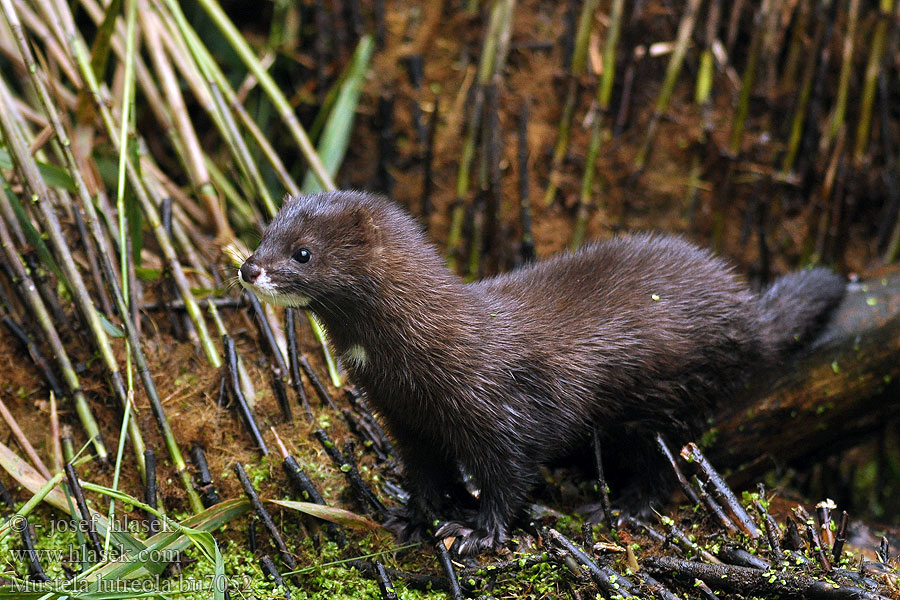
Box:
(239, 191, 845, 554)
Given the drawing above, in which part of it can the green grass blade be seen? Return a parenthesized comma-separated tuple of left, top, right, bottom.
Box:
(3, 185, 63, 282)
(301, 35, 374, 193)
(0, 148, 76, 191)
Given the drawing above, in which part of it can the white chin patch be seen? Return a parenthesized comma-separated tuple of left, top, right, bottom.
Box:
(342, 344, 368, 369)
(239, 266, 311, 308)
(263, 293, 312, 308)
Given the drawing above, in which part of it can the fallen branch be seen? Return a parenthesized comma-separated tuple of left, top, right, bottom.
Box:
(710, 267, 900, 479)
(644, 555, 891, 600)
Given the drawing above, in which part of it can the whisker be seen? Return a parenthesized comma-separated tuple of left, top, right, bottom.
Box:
(221, 241, 249, 267)
(223, 276, 242, 293)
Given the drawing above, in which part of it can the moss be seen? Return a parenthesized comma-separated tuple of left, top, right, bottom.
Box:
(469, 554, 565, 599)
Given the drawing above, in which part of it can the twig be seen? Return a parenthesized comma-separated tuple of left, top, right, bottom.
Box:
(716, 545, 770, 570)
(285, 308, 313, 422)
(138, 297, 244, 311)
(681, 443, 759, 538)
(270, 367, 292, 423)
(190, 444, 220, 507)
(20, 516, 49, 582)
(343, 409, 390, 462)
(694, 475, 738, 535)
(656, 433, 700, 506)
(234, 462, 298, 572)
(695, 578, 720, 600)
(299, 355, 339, 412)
(313, 429, 387, 519)
(798, 506, 832, 572)
(143, 449, 159, 534)
(260, 554, 291, 598)
(421, 99, 439, 221)
(633, 0, 703, 171)
(375, 561, 398, 600)
(65, 462, 104, 563)
(753, 491, 782, 556)
(0, 398, 51, 480)
(345, 389, 395, 460)
(547, 528, 636, 597)
(657, 516, 721, 564)
(275, 429, 346, 546)
(816, 499, 836, 548)
(832, 511, 848, 564)
(877, 537, 889, 564)
(348, 560, 449, 592)
(434, 540, 463, 600)
(223, 336, 268, 454)
(48, 392, 62, 474)
(784, 516, 804, 551)
(591, 425, 613, 532)
(0, 315, 62, 399)
(635, 571, 680, 600)
(517, 100, 534, 263)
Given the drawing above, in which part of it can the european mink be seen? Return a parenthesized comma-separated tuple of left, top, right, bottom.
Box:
(239, 190, 845, 554)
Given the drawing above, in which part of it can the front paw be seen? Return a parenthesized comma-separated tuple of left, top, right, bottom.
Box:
(435, 520, 507, 555)
(383, 506, 432, 543)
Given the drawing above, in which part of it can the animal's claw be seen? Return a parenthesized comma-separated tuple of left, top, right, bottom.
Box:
(435, 520, 507, 555)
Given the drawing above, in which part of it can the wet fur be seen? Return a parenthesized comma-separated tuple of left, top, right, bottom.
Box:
(241, 191, 846, 553)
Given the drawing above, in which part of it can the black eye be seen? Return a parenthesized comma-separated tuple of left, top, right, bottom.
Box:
(292, 248, 311, 263)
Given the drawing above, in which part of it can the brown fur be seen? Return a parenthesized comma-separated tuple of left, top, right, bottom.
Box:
(240, 191, 845, 554)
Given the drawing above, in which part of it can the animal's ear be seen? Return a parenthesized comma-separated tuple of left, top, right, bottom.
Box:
(346, 206, 382, 249)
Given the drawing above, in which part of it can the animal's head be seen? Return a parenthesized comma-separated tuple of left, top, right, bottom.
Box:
(238, 191, 386, 310)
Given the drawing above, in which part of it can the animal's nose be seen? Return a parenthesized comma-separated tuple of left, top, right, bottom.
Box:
(240, 261, 261, 283)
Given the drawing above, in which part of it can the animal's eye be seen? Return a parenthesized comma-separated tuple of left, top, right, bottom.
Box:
(292, 248, 311, 263)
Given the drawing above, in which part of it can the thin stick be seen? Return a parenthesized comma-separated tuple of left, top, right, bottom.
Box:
(285, 309, 313, 422)
(645, 556, 888, 600)
(260, 555, 292, 598)
(375, 561, 399, 600)
(548, 528, 636, 597)
(434, 540, 464, 600)
(143, 449, 159, 534)
(591, 425, 614, 532)
(223, 336, 269, 455)
(656, 434, 700, 506)
(1, 314, 64, 399)
(180, 0, 334, 191)
(0, 214, 106, 462)
(235, 462, 298, 572)
(852, 0, 893, 162)
(825, 0, 859, 148)
(681, 443, 759, 538)
(65, 462, 104, 562)
(544, 0, 599, 206)
(421, 99, 439, 221)
(446, 0, 515, 270)
(0, 398, 51, 479)
(832, 511, 848, 563)
(634, 0, 703, 171)
(517, 100, 535, 263)
(48, 392, 62, 474)
(728, 2, 766, 156)
(314, 429, 386, 519)
(299, 355, 339, 412)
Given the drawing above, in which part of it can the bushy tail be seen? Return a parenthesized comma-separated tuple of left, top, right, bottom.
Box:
(757, 267, 846, 355)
